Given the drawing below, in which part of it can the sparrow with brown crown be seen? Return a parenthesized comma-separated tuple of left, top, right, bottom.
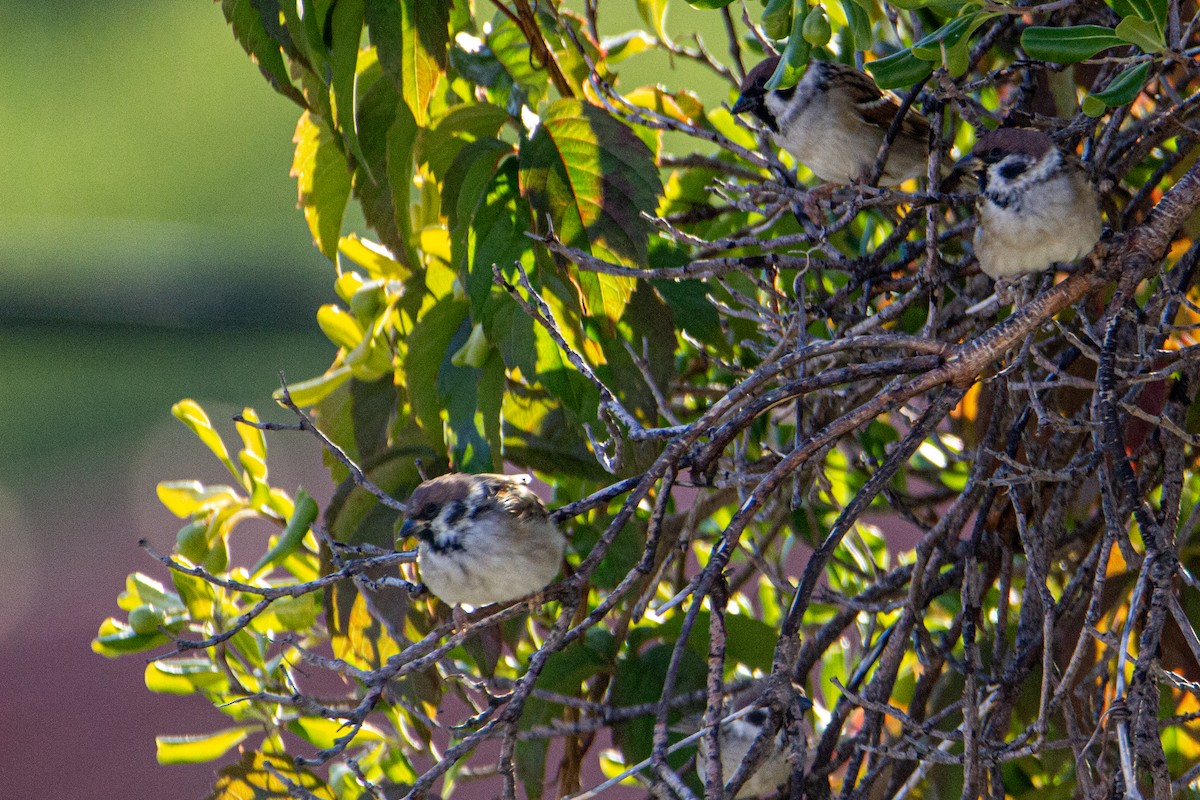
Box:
(399, 473, 565, 607)
(958, 127, 1103, 284)
(731, 55, 930, 187)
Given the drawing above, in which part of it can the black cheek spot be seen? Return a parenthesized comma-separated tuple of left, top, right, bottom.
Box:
(443, 500, 466, 526)
(999, 161, 1027, 181)
(745, 709, 767, 726)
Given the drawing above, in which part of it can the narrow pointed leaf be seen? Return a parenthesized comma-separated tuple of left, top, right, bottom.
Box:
(156, 727, 252, 764)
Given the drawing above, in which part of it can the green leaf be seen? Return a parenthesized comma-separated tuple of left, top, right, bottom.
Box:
(887, 0, 964, 8)
(1083, 61, 1151, 117)
(252, 488, 319, 575)
(156, 727, 252, 764)
(611, 642, 706, 768)
(353, 70, 405, 256)
(910, 12, 990, 62)
(440, 332, 506, 472)
(866, 48, 933, 90)
(385, 79, 419, 268)
(156, 481, 240, 518)
(1114, 15, 1163, 52)
(220, 0, 307, 107)
(1117, 0, 1167, 30)
(328, 0, 366, 168)
(765, 7, 810, 90)
(518, 99, 661, 324)
(652, 278, 728, 355)
(444, 137, 517, 297)
(288, 717, 386, 750)
(397, 0, 448, 126)
(275, 365, 354, 407)
(292, 111, 352, 261)
(636, 0, 673, 45)
(1020, 25, 1125, 64)
(145, 659, 231, 695)
(365, 0, 404, 87)
(762, 0, 794, 41)
(684, 0, 737, 7)
(404, 296, 469, 455)
(171, 400, 238, 478)
(840, 0, 872, 50)
(92, 617, 171, 658)
(471, 158, 532, 319)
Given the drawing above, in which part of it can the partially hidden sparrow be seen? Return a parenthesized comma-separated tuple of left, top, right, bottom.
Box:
(959, 127, 1102, 280)
(732, 55, 930, 186)
(399, 473, 565, 607)
(696, 708, 792, 799)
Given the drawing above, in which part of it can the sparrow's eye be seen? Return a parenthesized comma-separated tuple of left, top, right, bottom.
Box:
(998, 160, 1027, 180)
(420, 502, 439, 519)
(984, 147, 1002, 162)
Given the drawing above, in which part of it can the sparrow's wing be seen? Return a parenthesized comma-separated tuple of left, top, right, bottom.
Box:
(482, 474, 551, 521)
(837, 65, 930, 139)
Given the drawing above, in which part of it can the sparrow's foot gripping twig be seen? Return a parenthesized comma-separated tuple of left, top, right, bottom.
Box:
(993, 276, 1018, 307)
(451, 605, 469, 634)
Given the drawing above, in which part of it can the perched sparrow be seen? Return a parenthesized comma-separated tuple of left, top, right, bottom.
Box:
(732, 55, 930, 185)
(399, 473, 565, 607)
(959, 127, 1102, 280)
(696, 709, 791, 799)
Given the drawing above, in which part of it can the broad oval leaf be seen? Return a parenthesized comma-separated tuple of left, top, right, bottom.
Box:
(518, 100, 662, 324)
(1114, 15, 1164, 52)
(292, 111, 352, 261)
(1020, 25, 1125, 64)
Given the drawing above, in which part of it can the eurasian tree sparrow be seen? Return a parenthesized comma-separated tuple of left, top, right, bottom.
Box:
(398, 473, 565, 607)
(696, 708, 792, 799)
(732, 55, 930, 186)
(960, 127, 1103, 280)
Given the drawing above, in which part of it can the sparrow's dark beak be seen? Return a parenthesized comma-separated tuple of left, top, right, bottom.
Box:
(731, 93, 756, 116)
(953, 152, 982, 175)
(399, 518, 416, 540)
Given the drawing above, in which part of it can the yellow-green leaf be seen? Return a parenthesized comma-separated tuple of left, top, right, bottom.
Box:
(156, 727, 253, 764)
(171, 400, 237, 477)
(292, 111, 352, 261)
(156, 481, 241, 518)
